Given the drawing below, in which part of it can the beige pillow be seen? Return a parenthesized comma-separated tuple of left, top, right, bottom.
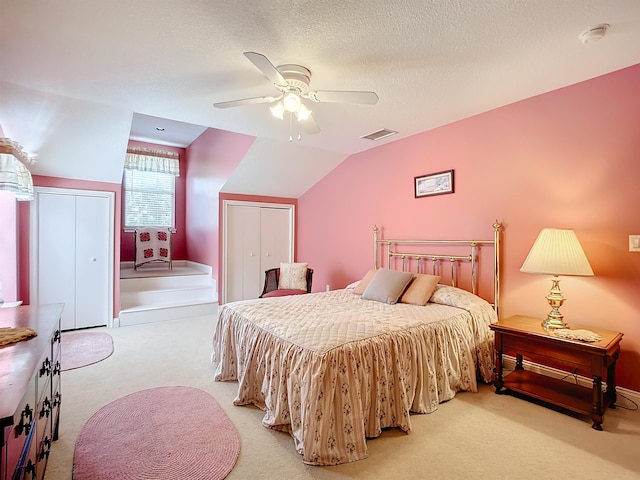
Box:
(278, 262, 308, 290)
(361, 268, 413, 304)
(353, 268, 377, 294)
(399, 274, 441, 306)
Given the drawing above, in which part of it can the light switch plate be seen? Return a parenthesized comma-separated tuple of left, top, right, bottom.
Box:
(629, 235, 640, 252)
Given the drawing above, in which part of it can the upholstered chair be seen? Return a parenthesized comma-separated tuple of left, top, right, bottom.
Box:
(260, 267, 314, 298)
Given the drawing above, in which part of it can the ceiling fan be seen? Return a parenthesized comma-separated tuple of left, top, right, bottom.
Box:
(213, 52, 379, 136)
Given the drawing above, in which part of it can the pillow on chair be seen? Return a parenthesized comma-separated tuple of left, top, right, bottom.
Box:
(278, 262, 308, 290)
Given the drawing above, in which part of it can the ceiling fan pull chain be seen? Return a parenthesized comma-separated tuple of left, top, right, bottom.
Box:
(294, 114, 302, 141)
(289, 112, 293, 142)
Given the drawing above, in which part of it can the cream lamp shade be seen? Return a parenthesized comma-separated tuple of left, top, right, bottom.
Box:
(520, 228, 593, 329)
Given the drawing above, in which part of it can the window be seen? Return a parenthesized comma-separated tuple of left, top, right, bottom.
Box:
(124, 170, 175, 229)
(123, 147, 180, 230)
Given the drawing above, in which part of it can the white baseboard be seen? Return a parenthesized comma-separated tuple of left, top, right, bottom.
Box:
(502, 355, 640, 407)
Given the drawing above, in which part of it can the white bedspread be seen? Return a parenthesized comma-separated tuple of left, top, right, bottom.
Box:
(212, 285, 496, 465)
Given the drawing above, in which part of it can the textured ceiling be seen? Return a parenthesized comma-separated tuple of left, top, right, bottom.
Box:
(1, 1, 639, 195)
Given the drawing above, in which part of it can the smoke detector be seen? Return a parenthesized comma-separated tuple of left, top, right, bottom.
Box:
(579, 24, 609, 44)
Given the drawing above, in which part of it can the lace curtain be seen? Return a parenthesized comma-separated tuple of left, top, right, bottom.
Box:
(124, 147, 180, 176)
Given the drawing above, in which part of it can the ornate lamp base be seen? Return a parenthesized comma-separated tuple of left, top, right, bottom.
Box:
(542, 275, 569, 329)
(542, 315, 568, 329)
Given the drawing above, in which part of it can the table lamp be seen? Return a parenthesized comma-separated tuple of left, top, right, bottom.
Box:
(520, 228, 594, 329)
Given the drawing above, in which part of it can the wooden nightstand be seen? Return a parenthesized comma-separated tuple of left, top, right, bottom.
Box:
(490, 315, 623, 430)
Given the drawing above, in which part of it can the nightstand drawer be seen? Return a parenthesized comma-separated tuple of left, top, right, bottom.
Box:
(498, 333, 593, 373)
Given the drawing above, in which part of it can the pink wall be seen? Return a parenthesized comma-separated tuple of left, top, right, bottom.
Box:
(0, 191, 18, 302)
(298, 64, 640, 391)
(18, 176, 122, 315)
(119, 141, 187, 261)
(185, 128, 255, 289)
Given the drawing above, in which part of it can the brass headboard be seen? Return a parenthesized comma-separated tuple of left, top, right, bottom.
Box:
(373, 222, 502, 316)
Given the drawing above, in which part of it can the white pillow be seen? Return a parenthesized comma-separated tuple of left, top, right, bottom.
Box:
(279, 262, 308, 290)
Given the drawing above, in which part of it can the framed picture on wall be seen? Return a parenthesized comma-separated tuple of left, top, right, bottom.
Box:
(414, 169, 454, 198)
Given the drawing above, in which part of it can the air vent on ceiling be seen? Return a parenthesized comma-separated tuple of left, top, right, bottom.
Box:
(361, 129, 398, 141)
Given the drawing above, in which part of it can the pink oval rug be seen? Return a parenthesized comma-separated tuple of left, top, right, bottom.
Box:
(73, 386, 240, 480)
(61, 331, 114, 371)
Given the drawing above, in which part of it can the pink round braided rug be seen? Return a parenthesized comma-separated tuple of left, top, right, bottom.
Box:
(73, 386, 240, 480)
(61, 331, 114, 371)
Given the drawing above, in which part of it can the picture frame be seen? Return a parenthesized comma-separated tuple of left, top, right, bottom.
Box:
(414, 169, 455, 198)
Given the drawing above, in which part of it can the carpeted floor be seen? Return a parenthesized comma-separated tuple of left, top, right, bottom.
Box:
(44, 313, 640, 480)
(61, 331, 114, 371)
(73, 386, 239, 480)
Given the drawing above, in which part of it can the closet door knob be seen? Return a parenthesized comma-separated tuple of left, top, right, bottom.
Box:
(249, 253, 255, 257)
(91, 257, 97, 262)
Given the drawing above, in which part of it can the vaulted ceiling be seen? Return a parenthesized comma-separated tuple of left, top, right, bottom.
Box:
(1, 1, 639, 197)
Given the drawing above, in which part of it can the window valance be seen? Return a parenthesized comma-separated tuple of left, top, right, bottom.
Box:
(0, 138, 35, 201)
(125, 147, 180, 176)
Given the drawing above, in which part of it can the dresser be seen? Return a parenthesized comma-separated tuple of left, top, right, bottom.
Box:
(0, 304, 63, 480)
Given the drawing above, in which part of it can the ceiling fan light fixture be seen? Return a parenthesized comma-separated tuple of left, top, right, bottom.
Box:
(296, 103, 312, 121)
(270, 102, 285, 119)
(283, 93, 301, 113)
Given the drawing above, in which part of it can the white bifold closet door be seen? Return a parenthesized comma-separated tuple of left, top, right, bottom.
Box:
(225, 203, 293, 303)
(32, 188, 114, 330)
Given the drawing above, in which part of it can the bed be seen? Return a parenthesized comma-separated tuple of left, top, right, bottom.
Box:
(212, 223, 502, 465)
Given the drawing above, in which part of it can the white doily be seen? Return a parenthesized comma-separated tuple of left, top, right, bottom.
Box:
(554, 328, 601, 343)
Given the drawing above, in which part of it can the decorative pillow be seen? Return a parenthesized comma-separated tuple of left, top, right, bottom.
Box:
(352, 268, 377, 294)
(278, 262, 308, 290)
(361, 268, 413, 304)
(399, 274, 441, 306)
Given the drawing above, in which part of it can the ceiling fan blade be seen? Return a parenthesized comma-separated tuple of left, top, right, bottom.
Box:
(213, 95, 277, 109)
(243, 52, 288, 88)
(299, 113, 320, 135)
(309, 90, 379, 105)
